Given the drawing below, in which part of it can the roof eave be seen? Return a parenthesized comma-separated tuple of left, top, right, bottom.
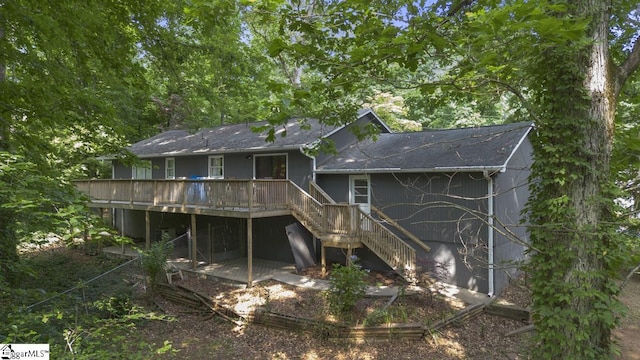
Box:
(501, 123, 534, 168)
(315, 165, 506, 174)
(131, 144, 306, 159)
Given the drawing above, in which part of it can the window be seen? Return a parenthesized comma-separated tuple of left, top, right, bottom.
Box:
(254, 154, 287, 179)
(165, 158, 175, 179)
(208, 156, 224, 179)
(132, 160, 152, 179)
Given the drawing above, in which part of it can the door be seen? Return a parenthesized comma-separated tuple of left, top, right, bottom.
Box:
(349, 175, 370, 214)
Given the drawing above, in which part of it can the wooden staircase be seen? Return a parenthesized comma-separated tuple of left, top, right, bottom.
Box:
(287, 181, 422, 282)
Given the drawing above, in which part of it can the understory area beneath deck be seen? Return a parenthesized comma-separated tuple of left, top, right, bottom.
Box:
(103, 245, 296, 284)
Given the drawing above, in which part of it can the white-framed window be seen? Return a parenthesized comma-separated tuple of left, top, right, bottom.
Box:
(165, 157, 175, 179)
(132, 160, 152, 179)
(208, 155, 224, 179)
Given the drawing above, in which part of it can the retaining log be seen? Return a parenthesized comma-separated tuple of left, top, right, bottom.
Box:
(430, 302, 485, 332)
(158, 282, 496, 342)
(485, 302, 530, 323)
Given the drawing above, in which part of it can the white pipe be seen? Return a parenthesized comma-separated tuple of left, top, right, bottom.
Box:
(484, 170, 495, 297)
(300, 146, 316, 183)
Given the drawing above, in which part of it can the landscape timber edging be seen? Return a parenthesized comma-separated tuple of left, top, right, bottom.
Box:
(157, 282, 491, 341)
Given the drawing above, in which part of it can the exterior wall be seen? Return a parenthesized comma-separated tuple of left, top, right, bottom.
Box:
(317, 171, 491, 293)
(113, 150, 312, 188)
(226, 153, 254, 179)
(279, 150, 313, 189)
(199, 216, 245, 262)
(113, 210, 302, 265)
(493, 139, 532, 294)
(113, 158, 164, 179)
(175, 155, 206, 178)
(252, 216, 301, 263)
(115, 210, 191, 241)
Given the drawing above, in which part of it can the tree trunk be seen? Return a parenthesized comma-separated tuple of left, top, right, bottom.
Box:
(0, 10, 18, 287)
(528, 1, 620, 358)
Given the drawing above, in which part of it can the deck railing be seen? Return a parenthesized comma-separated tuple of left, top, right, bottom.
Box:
(75, 179, 417, 281)
(74, 179, 290, 210)
(287, 182, 324, 234)
(359, 212, 416, 279)
(309, 181, 336, 204)
(320, 203, 416, 279)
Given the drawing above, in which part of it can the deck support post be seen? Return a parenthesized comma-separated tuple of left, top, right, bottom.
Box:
(120, 210, 125, 254)
(247, 218, 253, 287)
(321, 241, 326, 276)
(145, 211, 151, 250)
(191, 214, 197, 270)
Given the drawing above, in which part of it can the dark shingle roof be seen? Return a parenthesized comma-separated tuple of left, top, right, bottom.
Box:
(316, 122, 532, 173)
(128, 119, 341, 157)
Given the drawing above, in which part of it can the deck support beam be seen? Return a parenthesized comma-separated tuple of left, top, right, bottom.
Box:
(191, 214, 197, 270)
(120, 210, 125, 254)
(247, 218, 253, 287)
(321, 241, 326, 276)
(145, 211, 151, 250)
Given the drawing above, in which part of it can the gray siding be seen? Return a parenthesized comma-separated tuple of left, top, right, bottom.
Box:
(115, 211, 301, 265)
(225, 153, 255, 179)
(112, 150, 313, 188)
(315, 174, 349, 202)
(317, 171, 491, 293)
(176, 155, 207, 178)
(283, 150, 314, 189)
(252, 216, 301, 263)
(493, 139, 532, 294)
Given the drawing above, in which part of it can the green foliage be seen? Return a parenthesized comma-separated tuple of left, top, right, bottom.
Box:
(362, 305, 409, 327)
(140, 240, 174, 289)
(0, 248, 176, 358)
(518, 3, 627, 357)
(324, 259, 368, 315)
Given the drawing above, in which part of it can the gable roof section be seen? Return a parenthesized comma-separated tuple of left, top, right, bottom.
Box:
(316, 122, 533, 173)
(128, 118, 342, 158)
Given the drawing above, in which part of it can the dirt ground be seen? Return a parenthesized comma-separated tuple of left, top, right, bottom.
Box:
(139, 266, 640, 360)
(18, 246, 639, 359)
(141, 267, 531, 359)
(614, 273, 640, 360)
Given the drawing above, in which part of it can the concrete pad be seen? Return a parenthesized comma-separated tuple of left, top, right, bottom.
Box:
(428, 282, 492, 305)
(272, 273, 330, 291)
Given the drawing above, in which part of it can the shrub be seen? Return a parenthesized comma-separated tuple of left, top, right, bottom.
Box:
(139, 239, 173, 289)
(324, 258, 368, 315)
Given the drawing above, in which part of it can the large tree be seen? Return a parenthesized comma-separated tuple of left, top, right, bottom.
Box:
(140, 0, 275, 131)
(0, 0, 164, 285)
(262, 0, 640, 357)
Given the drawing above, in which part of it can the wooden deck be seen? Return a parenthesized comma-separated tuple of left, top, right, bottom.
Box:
(75, 179, 291, 218)
(75, 179, 420, 282)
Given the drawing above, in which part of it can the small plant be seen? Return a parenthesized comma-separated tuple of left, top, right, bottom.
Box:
(363, 308, 390, 326)
(139, 239, 173, 289)
(324, 256, 368, 315)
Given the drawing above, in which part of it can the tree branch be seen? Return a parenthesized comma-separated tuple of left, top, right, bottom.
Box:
(447, 0, 475, 18)
(616, 36, 640, 96)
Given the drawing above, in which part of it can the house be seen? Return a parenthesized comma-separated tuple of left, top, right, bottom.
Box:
(76, 110, 533, 295)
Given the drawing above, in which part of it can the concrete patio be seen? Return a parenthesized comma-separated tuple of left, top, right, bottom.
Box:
(102, 244, 296, 285)
(102, 245, 490, 304)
